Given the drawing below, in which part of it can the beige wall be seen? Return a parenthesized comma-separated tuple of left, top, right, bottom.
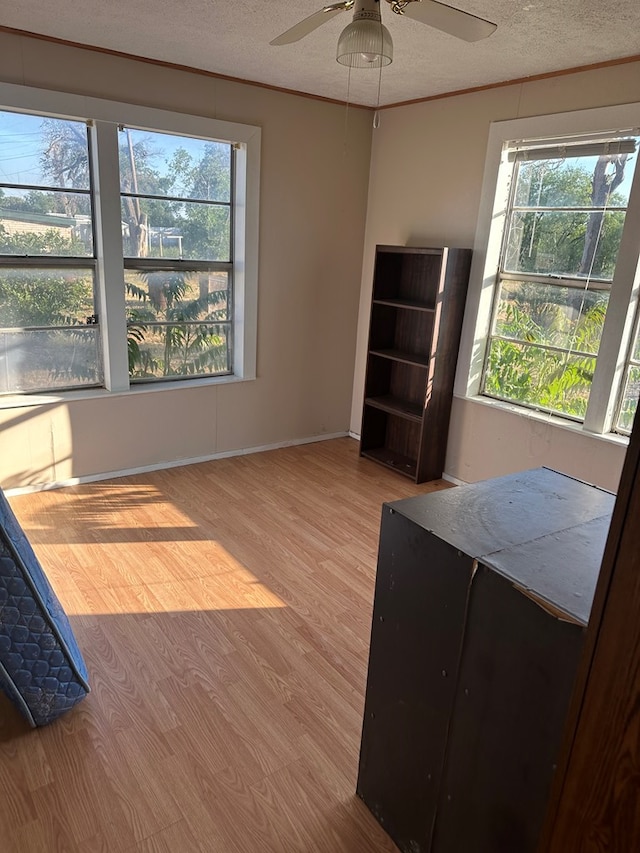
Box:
(0, 32, 373, 489)
(2, 34, 637, 493)
(352, 62, 640, 493)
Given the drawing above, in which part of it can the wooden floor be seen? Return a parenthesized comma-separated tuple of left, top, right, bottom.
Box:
(0, 438, 448, 853)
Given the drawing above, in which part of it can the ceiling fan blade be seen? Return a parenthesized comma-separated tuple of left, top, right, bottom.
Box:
(270, 2, 353, 46)
(401, 0, 497, 42)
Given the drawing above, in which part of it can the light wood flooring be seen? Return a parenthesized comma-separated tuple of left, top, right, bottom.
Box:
(0, 437, 448, 852)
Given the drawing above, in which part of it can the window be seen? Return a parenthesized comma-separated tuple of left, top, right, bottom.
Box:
(460, 104, 640, 438)
(120, 128, 233, 381)
(0, 84, 259, 397)
(0, 112, 102, 392)
(483, 136, 638, 422)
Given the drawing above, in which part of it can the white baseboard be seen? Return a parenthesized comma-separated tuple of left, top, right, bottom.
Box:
(4, 431, 350, 496)
(442, 472, 467, 486)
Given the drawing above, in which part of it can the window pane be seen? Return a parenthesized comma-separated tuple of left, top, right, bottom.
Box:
(0, 328, 101, 393)
(120, 199, 230, 261)
(514, 154, 634, 209)
(504, 210, 625, 279)
(633, 325, 640, 363)
(125, 269, 231, 379)
(0, 111, 90, 190)
(119, 128, 231, 202)
(0, 268, 95, 328)
(617, 366, 640, 433)
(494, 280, 608, 355)
(484, 338, 596, 419)
(0, 189, 93, 256)
(127, 322, 230, 379)
(125, 270, 229, 324)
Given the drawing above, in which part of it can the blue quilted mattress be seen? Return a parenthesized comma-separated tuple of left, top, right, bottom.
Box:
(0, 487, 89, 726)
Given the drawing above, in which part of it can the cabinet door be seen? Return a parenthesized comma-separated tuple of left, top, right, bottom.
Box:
(432, 566, 585, 853)
(357, 505, 474, 852)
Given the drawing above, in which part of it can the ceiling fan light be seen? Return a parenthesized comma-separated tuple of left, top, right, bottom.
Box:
(336, 19, 393, 68)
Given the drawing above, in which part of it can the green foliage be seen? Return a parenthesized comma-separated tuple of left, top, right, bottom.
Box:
(618, 389, 639, 432)
(0, 190, 57, 214)
(121, 134, 232, 378)
(508, 209, 625, 280)
(119, 133, 231, 260)
(170, 144, 230, 201)
(0, 272, 93, 328)
(1, 120, 232, 391)
(0, 223, 86, 257)
(126, 273, 229, 379)
(176, 143, 231, 262)
(0, 120, 97, 389)
(508, 159, 628, 280)
(484, 291, 608, 419)
(0, 227, 93, 329)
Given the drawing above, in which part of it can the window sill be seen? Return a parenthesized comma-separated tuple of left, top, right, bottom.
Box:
(0, 373, 254, 411)
(456, 394, 630, 449)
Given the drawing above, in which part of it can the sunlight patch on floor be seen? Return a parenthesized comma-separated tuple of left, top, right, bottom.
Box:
(17, 483, 201, 534)
(11, 483, 288, 615)
(46, 540, 287, 616)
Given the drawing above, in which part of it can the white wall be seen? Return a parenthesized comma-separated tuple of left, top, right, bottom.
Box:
(0, 31, 373, 489)
(352, 62, 640, 493)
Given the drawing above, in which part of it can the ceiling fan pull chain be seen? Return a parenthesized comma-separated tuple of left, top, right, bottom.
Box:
(343, 66, 353, 155)
(373, 41, 384, 127)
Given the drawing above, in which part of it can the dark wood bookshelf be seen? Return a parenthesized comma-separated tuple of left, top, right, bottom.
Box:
(368, 348, 430, 368)
(360, 245, 472, 484)
(372, 298, 436, 312)
(364, 395, 423, 422)
(360, 447, 418, 480)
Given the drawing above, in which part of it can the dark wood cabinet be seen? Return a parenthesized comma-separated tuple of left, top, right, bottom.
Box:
(357, 468, 615, 853)
(360, 245, 471, 483)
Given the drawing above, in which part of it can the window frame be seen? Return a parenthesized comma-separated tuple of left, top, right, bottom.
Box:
(0, 82, 260, 400)
(455, 102, 640, 438)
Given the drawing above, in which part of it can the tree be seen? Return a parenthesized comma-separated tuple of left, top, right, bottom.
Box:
(0, 189, 56, 214)
(580, 153, 628, 275)
(40, 117, 91, 217)
(510, 159, 627, 280)
(126, 272, 228, 378)
(119, 128, 177, 258)
(165, 142, 231, 261)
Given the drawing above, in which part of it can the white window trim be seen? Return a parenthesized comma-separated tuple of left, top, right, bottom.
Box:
(455, 101, 640, 436)
(0, 81, 260, 399)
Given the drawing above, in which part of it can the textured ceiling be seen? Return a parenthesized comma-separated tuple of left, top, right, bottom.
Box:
(1, 0, 639, 107)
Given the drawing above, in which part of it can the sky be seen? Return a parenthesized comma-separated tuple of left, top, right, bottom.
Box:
(0, 109, 230, 196)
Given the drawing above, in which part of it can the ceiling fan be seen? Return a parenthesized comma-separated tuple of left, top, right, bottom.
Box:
(270, 0, 497, 61)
